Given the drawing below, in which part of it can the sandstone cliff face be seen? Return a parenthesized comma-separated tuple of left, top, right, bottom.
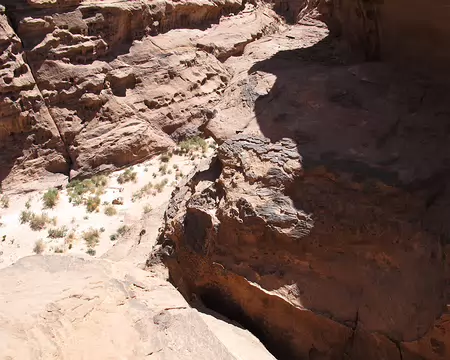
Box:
(157, 135, 450, 359)
(0, 0, 281, 186)
(0, 7, 67, 189)
(317, 0, 450, 78)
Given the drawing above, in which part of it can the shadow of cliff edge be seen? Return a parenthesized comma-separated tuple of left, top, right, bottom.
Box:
(242, 33, 450, 358)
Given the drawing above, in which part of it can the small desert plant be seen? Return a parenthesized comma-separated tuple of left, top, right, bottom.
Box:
(154, 178, 169, 193)
(160, 152, 172, 163)
(83, 215, 89, 220)
(29, 212, 55, 231)
(86, 196, 101, 212)
(91, 175, 108, 187)
(132, 182, 153, 202)
(173, 164, 179, 170)
(48, 226, 68, 239)
(143, 204, 152, 214)
(54, 246, 64, 253)
(0, 195, 10, 209)
(42, 188, 59, 209)
(20, 210, 33, 224)
(65, 232, 76, 249)
(67, 176, 107, 205)
(152, 173, 157, 178)
(144, 167, 149, 172)
(177, 136, 208, 154)
(86, 248, 96, 256)
(82, 228, 100, 248)
(104, 204, 117, 216)
(100, 227, 105, 233)
(25, 198, 31, 209)
(33, 239, 45, 254)
(159, 164, 168, 175)
(117, 169, 137, 184)
(110, 234, 117, 241)
(117, 225, 130, 237)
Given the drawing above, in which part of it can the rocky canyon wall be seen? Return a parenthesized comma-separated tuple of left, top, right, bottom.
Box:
(0, 0, 281, 189)
(316, 0, 450, 78)
(156, 135, 450, 360)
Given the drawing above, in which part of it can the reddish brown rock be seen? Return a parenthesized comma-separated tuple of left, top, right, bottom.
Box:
(156, 135, 450, 359)
(0, 8, 67, 190)
(1, 1, 282, 184)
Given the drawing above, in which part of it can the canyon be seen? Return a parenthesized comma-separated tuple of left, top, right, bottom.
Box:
(0, 0, 449, 359)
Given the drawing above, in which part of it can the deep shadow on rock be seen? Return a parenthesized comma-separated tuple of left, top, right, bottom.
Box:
(157, 34, 450, 358)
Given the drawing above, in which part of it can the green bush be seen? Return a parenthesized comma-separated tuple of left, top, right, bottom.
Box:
(177, 136, 208, 154)
(42, 188, 59, 209)
(110, 234, 117, 241)
(86, 248, 96, 256)
(67, 176, 108, 205)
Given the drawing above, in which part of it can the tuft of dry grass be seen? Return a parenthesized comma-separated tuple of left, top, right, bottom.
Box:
(86, 196, 101, 213)
(33, 239, 45, 254)
(48, 226, 68, 239)
(42, 188, 59, 209)
(104, 204, 117, 216)
(143, 204, 152, 214)
(28, 212, 56, 231)
(82, 228, 101, 249)
(0, 195, 9, 209)
(117, 169, 137, 184)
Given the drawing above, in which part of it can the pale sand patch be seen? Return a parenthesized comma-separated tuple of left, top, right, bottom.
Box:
(0, 139, 216, 268)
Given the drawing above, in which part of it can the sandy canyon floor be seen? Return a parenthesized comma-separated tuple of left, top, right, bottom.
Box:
(0, 139, 216, 269)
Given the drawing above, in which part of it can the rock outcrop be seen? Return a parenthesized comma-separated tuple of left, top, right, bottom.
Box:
(0, 0, 282, 187)
(0, 7, 67, 190)
(157, 135, 450, 359)
(0, 255, 275, 359)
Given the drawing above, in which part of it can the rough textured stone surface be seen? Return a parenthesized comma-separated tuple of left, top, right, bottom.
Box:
(0, 255, 274, 359)
(0, 1, 282, 187)
(157, 135, 450, 359)
(0, 8, 67, 190)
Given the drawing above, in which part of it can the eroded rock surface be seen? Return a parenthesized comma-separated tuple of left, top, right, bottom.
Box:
(0, 7, 67, 189)
(0, 0, 282, 186)
(157, 135, 450, 359)
(0, 255, 275, 359)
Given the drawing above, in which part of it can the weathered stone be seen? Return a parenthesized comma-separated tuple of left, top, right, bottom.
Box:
(156, 135, 450, 359)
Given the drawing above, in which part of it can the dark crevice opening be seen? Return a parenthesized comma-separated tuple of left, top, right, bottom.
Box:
(197, 286, 299, 360)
